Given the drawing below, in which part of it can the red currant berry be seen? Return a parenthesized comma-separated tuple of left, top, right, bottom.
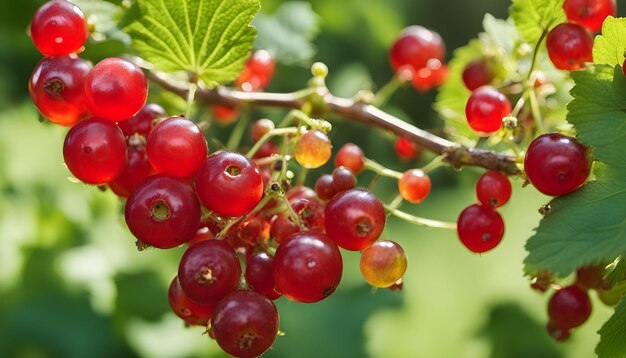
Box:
(576, 265, 606, 290)
(291, 198, 325, 230)
(269, 215, 299, 244)
(186, 226, 215, 247)
(394, 137, 420, 162)
(109, 145, 154, 198)
(273, 230, 343, 303)
(178, 240, 242, 305)
(398, 169, 431, 204)
(389, 25, 445, 73)
(245, 252, 281, 300)
(335, 143, 365, 174)
(63, 117, 126, 184)
(465, 86, 511, 134)
(563, 0, 616, 33)
(294, 130, 332, 169)
(125, 174, 201, 249)
(146, 116, 208, 178)
(29, 56, 91, 126)
(412, 59, 448, 92)
(117, 103, 166, 138)
(462, 59, 494, 91)
(30, 0, 88, 56)
(314, 174, 337, 201)
(360, 240, 408, 288)
(213, 104, 239, 125)
(84, 57, 148, 121)
(235, 49, 276, 92)
(475, 171, 512, 208)
(332, 167, 357, 193)
(211, 291, 279, 358)
(546, 23, 593, 71)
(548, 285, 592, 330)
(547, 321, 572, 342)
(168, 276, 214, 326)
(457, 204, 504, 253)
(250, 118, 275, 142)
(524, 133, 591, 196)
(196, 151, 264, 217)
(324, 189, 386, 251)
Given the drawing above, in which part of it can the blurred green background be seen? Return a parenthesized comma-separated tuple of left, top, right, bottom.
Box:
(1, 1, 623, 357)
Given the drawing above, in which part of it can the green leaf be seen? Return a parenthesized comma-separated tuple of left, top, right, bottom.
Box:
(509, 0, 565, 45)
(597, 298, 626, 358)
(253, 2, 320, 65)
(593, 17, 626, 66)
(73, 0, 130, 43)
(125, 0, 260, 86)
(483, 14, 519, 54)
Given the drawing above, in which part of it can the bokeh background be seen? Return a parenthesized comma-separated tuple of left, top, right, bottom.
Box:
(1, 1, 624, 357)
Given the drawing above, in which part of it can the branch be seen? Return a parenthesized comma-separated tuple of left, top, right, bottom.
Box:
(148, 72, 521, 175)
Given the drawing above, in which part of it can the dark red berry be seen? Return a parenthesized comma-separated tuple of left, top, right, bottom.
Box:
(211, 291, 279, 358)
(178, 240, 242, 305)
(332, 167, 357, 193)
(108, 145, 154, 198)
(168, 276, 214, 326)
(84, 57, 148, 121)
(250, 118, 275, 142)
(324, 189, 386, 251)
(457, 204, 504, 253)
(315, 174, 337, 201)
(125, 174, 201, 249)
(524, 133, 591, 196)
(462, 59, 494, 91)
(576, 265, 606, 290)
(547, 321, 571, 342)
(269, 215, 299, 244)
(291, 198, 325, 230)
(63, 117, 126, 184)
(476, 171, 512, 208)
(548, 285, 592, 330)
(563, 0, 616, 33)
(335, 143, 365, 174)
(465, 86, 511, 134)
(273, 230, 343, 303)
(546, 23, 593, 71)
(117, 103, 166, 138)
(245, 252, 281, 300)
(30, 0, 88, 56)
(29, 56, 91, 126)
(389, 26, 445, 73)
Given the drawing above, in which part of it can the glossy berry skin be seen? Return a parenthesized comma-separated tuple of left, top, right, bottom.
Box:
(398, 169, 431, 204)
(315, 174, 337, 201)
(325, 189, 386, 251)
(84, 57, 148, 121)
(235, 49, 275, 92)
(250, 118, 275, 142)
(546, 23, 593, 71)
(332, 167, 357, 193)
(389, 25, 445, 73)
(211, 291, 279, 358)
(564, 0, 616, 33)
(548, 285, 592, 330)
(294, 130, 332, 169)
(476, 171, 512, 208)
(360, 240, 408, 288)
(178, 240, 242, 305)
(462, 59, 494, 91)
(269, 215, 299, 244)
(146, 116, 208, 178)
(273, 230, 343, 303)
(524, 133, 591, 196)
(394, 138, 420, 162)
(168, 277, 214, 326)
(335, 143, 364, 174)
(457, 204, 504, 253)
(109, 145, 154, 198)
(245, 252, 281, 300)
(117, 103, 166, 138)
(125, 174, 201, 249)
(412, 59, 448, 92)
(29, 56, 91, 126)
(465, 86, 511, 134)
(30, 0, 88, 56)
(63, 118, 126, 184)
(196, 151, 264, 217)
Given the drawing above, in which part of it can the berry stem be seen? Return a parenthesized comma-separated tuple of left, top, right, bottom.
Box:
(246, 127, 298, 158)
(226, 108, 251, 150)
(280, 197, 306, 229)
(528, 88, 546, 134)
(185, 81, 198, 119)
(216, 194, 273, 239)
(364, 158, 402, 179)
(384, 205, 457, 230)
(373, 74, 406, 107)
(421, 154, 448, 173)
(527, 28, 549, 80)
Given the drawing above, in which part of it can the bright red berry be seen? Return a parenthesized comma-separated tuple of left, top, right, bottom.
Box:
(465, 86, 511, 134)
(563, 0, 616, 33)
(335, 143, 365, 174)
(546, 23, 593, 71)
(412, 59, 448, 92)
(63, 117, 126, 184)
(324, 189, 386, 251)
(213, 104, 239, 125)
(475, 171, 512, 208)
(84, 57, 148, 121)
(168, 276, 214, 326)
(389, 25, 445, 73)
(196, 151, 264, 217)
(235, 49, 275, 92)
(146, 116, 208, 178)
(30, 0, 88, 56)
(273, 230, 343, 303)
(462, 59, 494, 91)
(457, 204, 504, 253)
(117, 103, 166, 138)
(398, 169, 431, 204)
(548, 285, 592, 330)
(125, 174, 201, 249)
(524, 133, 591, 196)
(29, 56, 91, 126)
(315, 174, 337, 201)
(250, 118, 275, 142)
(394, 137, 420, 162)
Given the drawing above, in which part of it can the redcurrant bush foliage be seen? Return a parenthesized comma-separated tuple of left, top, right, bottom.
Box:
(22, 0, 626, 356)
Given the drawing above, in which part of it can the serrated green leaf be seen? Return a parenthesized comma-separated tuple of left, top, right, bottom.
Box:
(607, 256, 626, 286)
(74, 0, 131, 43)
(597, 298, 626, 358)
(593, 17, 626, 66)
(125, 0, 260, 86)
(483, 14, 519, 54)
(510, 0, 565, 45)
(253, 2, 320, 65)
